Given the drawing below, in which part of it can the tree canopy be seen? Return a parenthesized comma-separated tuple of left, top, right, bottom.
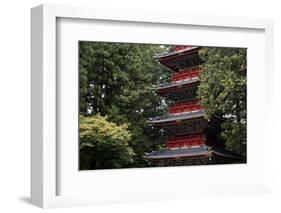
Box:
(198, 47, 247, 156)
(79, 114, 134, 169)
(79, 42, 171, 169)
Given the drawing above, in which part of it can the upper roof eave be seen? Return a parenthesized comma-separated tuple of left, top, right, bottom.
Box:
(148, 109, 205, 124)
(154, 78, 199, 91)
(154, 46, 201, 60)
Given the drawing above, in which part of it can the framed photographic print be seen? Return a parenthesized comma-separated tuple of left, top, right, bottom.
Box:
(77, 42, 247, 170)
(31, 4, 274, 208)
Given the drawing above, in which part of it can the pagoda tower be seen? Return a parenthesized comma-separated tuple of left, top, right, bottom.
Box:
(147, 46, 212, 166)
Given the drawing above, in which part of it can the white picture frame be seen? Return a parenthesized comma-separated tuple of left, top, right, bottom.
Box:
(31, 4, 274, 208)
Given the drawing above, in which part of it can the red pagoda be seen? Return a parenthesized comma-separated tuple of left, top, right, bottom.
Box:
(146, 46, 211, 166)
(147, 46, 242, 166)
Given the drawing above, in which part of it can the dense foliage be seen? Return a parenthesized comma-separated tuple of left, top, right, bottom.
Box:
(79, 42, 171, 169)
(79, 114, 133, 170)
(198, 48, 247, 156)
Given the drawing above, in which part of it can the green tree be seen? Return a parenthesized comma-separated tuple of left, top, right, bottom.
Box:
(79, 114, 134, 170)
(198, 48, 247, 156)
(79, 42, 170, 116)
(79, 42, 171, 168)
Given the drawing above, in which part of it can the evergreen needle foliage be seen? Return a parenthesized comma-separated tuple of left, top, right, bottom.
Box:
(198, 48, 247, 156)
(79, 42, 171, 169)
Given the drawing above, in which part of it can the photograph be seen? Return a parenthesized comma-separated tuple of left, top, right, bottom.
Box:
(78, 42, 247, 170)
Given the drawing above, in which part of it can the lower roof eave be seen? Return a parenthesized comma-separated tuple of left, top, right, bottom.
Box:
(154, 78, 199, 91)
(213, 150, 244, 160)
(147, 152, 212, 160)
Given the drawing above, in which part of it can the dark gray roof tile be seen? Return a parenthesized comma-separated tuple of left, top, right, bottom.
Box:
(155, 78, 199, 90)
(146, 145, 211, 159)
(148, 110, 205, 124)
(154, 47, 200, 59)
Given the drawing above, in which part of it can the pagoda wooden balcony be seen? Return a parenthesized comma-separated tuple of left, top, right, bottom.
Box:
(171, 67, 200, 82)
(165, 134, 206, 148)
(169, 99, 202, 114)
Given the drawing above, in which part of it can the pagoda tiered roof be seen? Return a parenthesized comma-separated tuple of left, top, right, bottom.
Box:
(146, 144, 211, 159)
(146, 45, 243, 164)
(148, 109, 204, 124)
(147, 45, 212, 163)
